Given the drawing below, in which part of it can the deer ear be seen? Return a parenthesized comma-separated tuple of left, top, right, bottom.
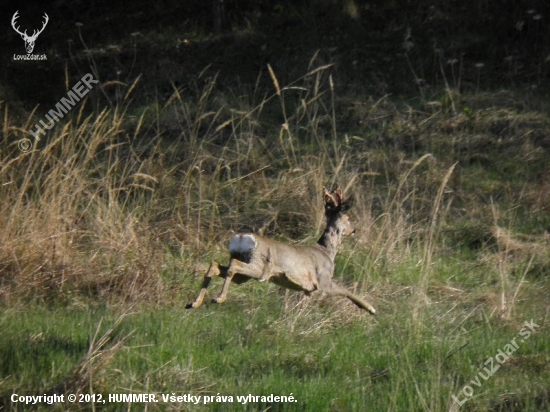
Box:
(340, 193, 354, 213)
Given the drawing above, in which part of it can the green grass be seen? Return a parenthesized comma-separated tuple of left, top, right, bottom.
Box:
(1, 252, 548, 411)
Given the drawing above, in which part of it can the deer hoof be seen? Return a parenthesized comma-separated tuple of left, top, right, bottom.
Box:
(212, 297, 225, 304)
(185, 301, 199, 309)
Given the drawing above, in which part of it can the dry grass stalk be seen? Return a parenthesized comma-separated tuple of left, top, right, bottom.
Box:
(49, 312, 134, 396)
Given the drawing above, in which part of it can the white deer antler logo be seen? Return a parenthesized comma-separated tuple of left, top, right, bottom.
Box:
(11, 11, 49, 54)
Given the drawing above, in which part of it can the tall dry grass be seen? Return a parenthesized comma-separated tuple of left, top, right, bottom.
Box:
(0, 64, 514, 309)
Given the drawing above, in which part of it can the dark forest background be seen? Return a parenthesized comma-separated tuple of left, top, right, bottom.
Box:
(3, 0, 550, 106)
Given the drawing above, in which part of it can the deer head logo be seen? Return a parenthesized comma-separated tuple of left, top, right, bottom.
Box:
(11, 11, 49, 54)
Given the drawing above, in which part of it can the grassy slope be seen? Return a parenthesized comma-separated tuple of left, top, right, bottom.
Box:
(1, 58, 550, 411)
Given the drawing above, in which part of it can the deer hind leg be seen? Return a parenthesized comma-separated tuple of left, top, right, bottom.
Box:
(186, 262, 228, 309)
(326, 281, 376, 315)
(258, 247, 274, 283)
(212, 258, 263, 304)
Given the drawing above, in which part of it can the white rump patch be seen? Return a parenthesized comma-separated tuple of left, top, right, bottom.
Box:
(228, 234, 257, 255)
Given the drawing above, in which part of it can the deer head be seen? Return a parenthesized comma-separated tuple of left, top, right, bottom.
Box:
(12, 11, 49, 54)
(323, 187, 355, 236)
(323, 187, 353, 213)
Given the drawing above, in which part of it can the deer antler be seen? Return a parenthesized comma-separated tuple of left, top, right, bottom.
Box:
(32, 13, 50, 37)
(30, 13, 49, 40)
(333, 188, 344, 205)
(11, 11, 27, 37)
(323, 187, 337, 208)
(323, 187, 344, 211)
(11, 11, 48, 40)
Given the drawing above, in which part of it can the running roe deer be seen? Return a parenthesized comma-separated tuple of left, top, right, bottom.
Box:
(186, 188, 376, 314)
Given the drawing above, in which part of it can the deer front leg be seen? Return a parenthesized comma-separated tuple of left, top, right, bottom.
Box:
(186, 262, 227, 309)
(212, 258, 262, 304)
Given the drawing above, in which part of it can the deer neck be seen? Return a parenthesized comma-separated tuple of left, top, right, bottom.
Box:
(317, 224, 343, 261)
